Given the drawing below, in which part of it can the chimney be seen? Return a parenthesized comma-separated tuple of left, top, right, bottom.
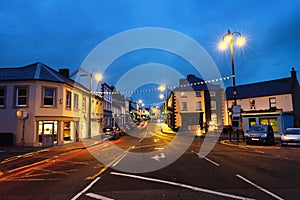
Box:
(291, 67, 297, 80)
(59, 68, 70, 78)
(179, 78, 188, 85)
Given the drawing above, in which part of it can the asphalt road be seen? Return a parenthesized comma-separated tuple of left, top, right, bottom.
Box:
(0, 120, 300, 200)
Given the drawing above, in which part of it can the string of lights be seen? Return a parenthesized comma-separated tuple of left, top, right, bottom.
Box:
(94, 76, 232, 95)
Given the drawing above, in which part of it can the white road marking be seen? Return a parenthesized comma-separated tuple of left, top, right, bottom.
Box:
(71, 177, 101, 200)
(86, 192, 114, 200)
(151, 152, 165, 161)
(196, 153, 220, 167)
(111, 172, 255, 200)
(139, 123, 151, 142)
(139, 133, 146, 142)
(112, 153, 127, 167)
(236, 174, 284, 200)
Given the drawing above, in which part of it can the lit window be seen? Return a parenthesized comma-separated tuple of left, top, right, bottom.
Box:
(211, 113, 218, 124)
(96, 101, 99, 114)
(269, 97, 276, 108)
(92, 100, 95, 113)
(210, 91, 216, 97)
(73, 93, 79, 110)
(15, 86, 28, 107)
(66, 91, 72, 109)
(180, 92, 187, 98)
(43, 88, 56, 107)
(82, 97, 87, 112)
(250, 99, 256, 110)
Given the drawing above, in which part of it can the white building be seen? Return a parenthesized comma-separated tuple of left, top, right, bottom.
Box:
(0, 62, 103, 146)
(226, 68, 300, 133)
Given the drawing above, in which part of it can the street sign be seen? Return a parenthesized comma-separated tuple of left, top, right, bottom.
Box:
(232, 105, 241, 114)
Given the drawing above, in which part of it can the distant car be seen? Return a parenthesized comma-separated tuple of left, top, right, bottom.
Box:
(114, 126, 126, 137)
(245, 124, 275, 145)
(103, 127, 119, 140)
(280, 128, 300, 146)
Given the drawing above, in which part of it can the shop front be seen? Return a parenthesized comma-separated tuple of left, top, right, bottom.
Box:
(242, 110, 294, 134)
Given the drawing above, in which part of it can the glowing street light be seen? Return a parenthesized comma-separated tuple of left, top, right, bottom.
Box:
(218, 29, 246, 105)
(136, 100, 143, 119)
(80, 69, 103, 139)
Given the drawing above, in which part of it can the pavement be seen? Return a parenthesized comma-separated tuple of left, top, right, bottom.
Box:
(160, 123, 177, 134)
(0, 138, 107, 163)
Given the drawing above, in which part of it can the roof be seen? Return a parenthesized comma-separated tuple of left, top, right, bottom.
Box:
(174, 74, 223, 91)
(226, 77, 294, 100)
(0, 62, 75, 86)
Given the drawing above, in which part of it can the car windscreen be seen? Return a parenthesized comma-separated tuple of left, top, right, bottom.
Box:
(249, 126, 267, 132)
(284, 129, 300, 135)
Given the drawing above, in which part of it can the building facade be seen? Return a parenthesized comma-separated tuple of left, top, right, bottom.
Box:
(0, 62, 105, 146)
(226, 68, 300, 133)
(169, 74, 225, 132)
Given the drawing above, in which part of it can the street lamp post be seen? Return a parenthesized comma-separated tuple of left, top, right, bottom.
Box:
(219, 30, 246, 142)
(70, 67, 102, 139)
(159, 85, 168, 123)
(79, 69, 102, 139)
(88, 74, 92, 139)
(219, 29, 246, 105)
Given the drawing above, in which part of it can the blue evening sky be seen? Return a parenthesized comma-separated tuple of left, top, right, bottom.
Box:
(1, 0, 300, 105)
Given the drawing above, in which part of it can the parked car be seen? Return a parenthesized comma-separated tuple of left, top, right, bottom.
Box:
(103, 127, 119, 140)
(280, 128, 300, 146)
(245, 124, 275, 145)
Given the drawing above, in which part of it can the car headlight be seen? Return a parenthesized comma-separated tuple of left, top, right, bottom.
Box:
(261, 133, 267, 138)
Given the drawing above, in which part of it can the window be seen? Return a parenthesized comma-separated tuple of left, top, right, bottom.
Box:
(43, 88, 56, 107)
(210, 91, 216, 97)
(0, 87, 6, 108)
(66, 91, 72, 109)
(269, 97, 276, 108)
(96, 101, 99, 115)
(249, 118, 256, 128)
(211, 113, 218, 125)
(259, 118, 278, 133)
(250, 99, 256, 110)
(182, 102, 187, 111)
(74, 93, 79, 110)
(195, 91, 201, 97)
(82, 97, 87, 112)
(196, 101, 202, 110)
(211, 101, 216, 110)
(180, 92, 187, 98)
(15, 86, 28, 107)
(92, 100, 95, 113)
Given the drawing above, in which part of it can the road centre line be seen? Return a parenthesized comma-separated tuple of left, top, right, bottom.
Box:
(86, 192, 114, 200)
(111, 172, 255, 200)
(139, 130, 148, 142)
(236, 174, 284, 200)
(71, 177, 101, 200)
(86, 145, 134, 180)
(196, 153, 220, 167)
(112, 153, 127, 167)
